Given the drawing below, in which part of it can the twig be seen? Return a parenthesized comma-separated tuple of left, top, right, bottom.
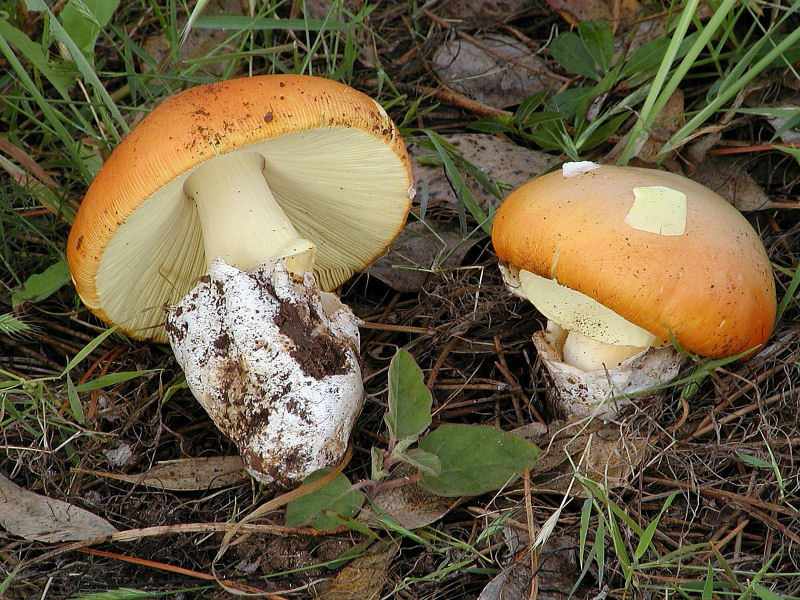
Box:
(642, 476, 795, 517)
(523, 468, 538, 600)
(77, 547, 282, 597)
(427, 336, 459, 390)
(689, 390, 798, 440)
(359, 321, 437, 335)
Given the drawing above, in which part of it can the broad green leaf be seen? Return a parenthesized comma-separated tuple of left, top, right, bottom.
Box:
(284, 470, 364, 531)
(620, 36, 670, 80)
(418, 424, 539, 497)
(385, 349, 432, 441)
(547, 87, 593, 118)
(59, 0, 120, 57)
(12, 259, 71, 307)
(549, 32, 598, 80)
(578, 21, 614, 74)
(399, 448, 440, 476)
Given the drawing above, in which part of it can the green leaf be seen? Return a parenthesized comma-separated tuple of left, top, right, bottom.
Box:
(193, 16, 350, 31)
(0, 20, 72, 97)
(634, 492, 676, 561)
(385, 349, 432, 441)
(74, 370, 156, 392)
(514, 90, 549, 123)
(371, 447, 389, 481)
(578, 21, 614, 74)
(66, 373, 84, 423)
(620, 36, 670, 80)
(399, 448, 440, 476)
(59, 0, 120, 57)
(702, 562, 714, 600)
(550, 32, 598, 80)
(62, 326, 119, 376)
(423, 130, 492, 233)
(752, 583, 783, 600)
(284, 470, 364, 531)
(595, 515, 605, 585)
(418, 424, 539, 497)
(579, 497, 592, 566)
(736, 451, 772, 469)
(12, 259, 71, 307)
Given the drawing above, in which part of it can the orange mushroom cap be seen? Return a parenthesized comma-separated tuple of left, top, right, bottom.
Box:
(491, 165, 776, 359)
(67, 75, 413, 342)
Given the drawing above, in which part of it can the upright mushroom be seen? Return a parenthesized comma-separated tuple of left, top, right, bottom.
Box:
(67, 75, 413, 484)
(492, 162, 775, 418)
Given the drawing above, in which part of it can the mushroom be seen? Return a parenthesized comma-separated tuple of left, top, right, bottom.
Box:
(67, 75, 413, 484)
(491, 162, 776, 418)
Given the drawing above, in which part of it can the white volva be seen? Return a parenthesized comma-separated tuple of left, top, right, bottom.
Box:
(167, 259, 363, 485)
(500, 265, 685, 418)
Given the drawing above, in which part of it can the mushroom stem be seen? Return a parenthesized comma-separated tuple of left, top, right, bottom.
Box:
(184, 151, 314, 273)
(561, 329, 646, 372)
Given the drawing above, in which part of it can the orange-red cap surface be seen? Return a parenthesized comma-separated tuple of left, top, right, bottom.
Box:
(67, 75, 413, 342)
(491, 165, 776, 359)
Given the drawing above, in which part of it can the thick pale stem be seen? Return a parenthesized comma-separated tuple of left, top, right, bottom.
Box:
(184, 151, 314, 272)
(562, 329, 646, 372)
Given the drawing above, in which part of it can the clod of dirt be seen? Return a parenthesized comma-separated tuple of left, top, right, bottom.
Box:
(432, 34, 562, 109)
(166, 258, 364, 486)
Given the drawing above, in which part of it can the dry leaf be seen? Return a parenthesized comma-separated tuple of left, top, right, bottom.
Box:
(75, 456, 247, 491)
(477, 561, 532, 600)
(480, 532, 587, 600)
(318, 544, 397, 600)
(432, 34, 562, 109)
(439, 0, 532, 22)
(0, 474, 117, 542)
(410, 133, 558, 212)
(367, 222, 478, 292)
(142, 0, 245, 76)
(513, 418, 648, 496)
(547, 0, 641, 28)
(359, 465, 458, 530)
(691, 156, 774, 211)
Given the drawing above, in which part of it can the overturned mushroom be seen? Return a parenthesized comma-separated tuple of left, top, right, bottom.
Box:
(67, 75, 413, 484)
(492, 163, 775, 418)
